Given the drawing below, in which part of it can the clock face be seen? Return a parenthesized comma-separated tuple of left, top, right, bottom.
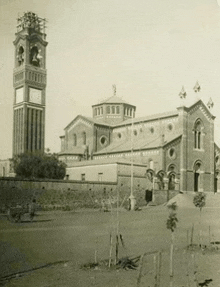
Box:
(29, 88, 42, 104)
(16, 87, 24, 103)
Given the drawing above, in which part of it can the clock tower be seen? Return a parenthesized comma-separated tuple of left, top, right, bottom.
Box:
(13, 12, 47, 156)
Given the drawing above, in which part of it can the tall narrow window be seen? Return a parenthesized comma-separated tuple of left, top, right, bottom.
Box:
(112, 106, 115, 114)
(82, 131, 86, 145)
(107, 106, 110, 114)
(116, 106, 120, 114)
(194, 120, 203, 149)
(73, 134, 77, 146)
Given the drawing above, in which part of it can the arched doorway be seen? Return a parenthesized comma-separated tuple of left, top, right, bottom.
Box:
(157, 170, 166, 190)
(168, 172, 176, 190)
(194, 161, 202, 192)
(167, 165, 177, 191)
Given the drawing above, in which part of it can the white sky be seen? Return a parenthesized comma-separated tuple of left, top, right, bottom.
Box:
(1, 0, 220, 159)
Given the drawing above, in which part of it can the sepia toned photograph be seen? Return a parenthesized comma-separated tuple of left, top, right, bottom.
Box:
(1, 0, 220, 286)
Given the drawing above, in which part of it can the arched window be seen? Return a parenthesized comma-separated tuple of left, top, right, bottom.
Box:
(17, 46, 24, 66)
(100, 107, 103, 114)
(194, 120, 203, 149)
(112, 106, 115, 114)
(130, 109, 132, 116)
(30, 46, 40, 67)
(73, 134, 77, 146)
(82, 132, 86, 145)
(116, 106, 120, 114)
(107, 106, 110, 114)
(98, 108, 100, 115)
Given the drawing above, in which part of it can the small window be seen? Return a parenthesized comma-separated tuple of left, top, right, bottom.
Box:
(117, 133, 121, 139)
(107, 106, 110, 114)
(81, 174, 85, 181)
(112, 106, 115, 114)
(116, 106, 120, 114)
(100, 136, 108, 146)
(216, 156, 219, 164)
(169, 148, 176, 159)
(168, 123, 173, 131)
(150, 127, 154, 134)
(133, 129, 137, 136)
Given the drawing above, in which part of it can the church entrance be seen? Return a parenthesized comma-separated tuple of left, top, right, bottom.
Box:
(194, 173, 200, 192)
(194, 162, 201, 192)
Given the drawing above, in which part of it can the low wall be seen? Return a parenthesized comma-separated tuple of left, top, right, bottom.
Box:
(0, 175, 151, 211)
(153, 189, 179, 205)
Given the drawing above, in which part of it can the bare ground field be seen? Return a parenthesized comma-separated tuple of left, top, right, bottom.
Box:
(1, 198, 220, 286)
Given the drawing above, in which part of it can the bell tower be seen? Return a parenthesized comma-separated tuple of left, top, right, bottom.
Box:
(13, 12, 47, 156)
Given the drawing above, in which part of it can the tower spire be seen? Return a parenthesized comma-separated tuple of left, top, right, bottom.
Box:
(207, 97, 214, 110)
(112, 84, 116, 97)
(179, 86, 187, 99)
(193, 81, 201, 93)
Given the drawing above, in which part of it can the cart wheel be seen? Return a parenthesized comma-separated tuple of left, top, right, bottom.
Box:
(15, 214, 21, 223)
(30, 213, 34, 222)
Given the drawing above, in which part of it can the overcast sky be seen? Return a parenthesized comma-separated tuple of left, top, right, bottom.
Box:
(1, 0, 220, 159)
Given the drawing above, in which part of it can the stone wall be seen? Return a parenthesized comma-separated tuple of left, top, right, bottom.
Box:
(0, 175, 151, 211)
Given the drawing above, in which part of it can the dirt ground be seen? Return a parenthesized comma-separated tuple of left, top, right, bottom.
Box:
(1, 202, 220, 286)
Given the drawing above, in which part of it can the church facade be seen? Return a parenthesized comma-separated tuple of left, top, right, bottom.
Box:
(59, 96, 220, 193)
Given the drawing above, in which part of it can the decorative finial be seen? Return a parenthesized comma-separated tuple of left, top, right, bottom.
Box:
(193, 81, 201, 93)
(207, 97, 214, 109)
(112, 84, 116, 96)
(179, 86, 187, 99)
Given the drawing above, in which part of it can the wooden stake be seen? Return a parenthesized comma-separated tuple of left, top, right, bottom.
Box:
(136, 253, 145, 287)
(115, 234, 119, 265)
(170, 232, 174, 278)
(157, 251, 162, 287)
(186, 251, 190, 287)
(108, 233, 113, 268)
(154, 254, 158, 287)
(187, 229, 189, 249)
(209, 225, 211, 245)
(94, 237, 98, 264)
(192, 253, 199, 287)
(190, 224, 194, 247)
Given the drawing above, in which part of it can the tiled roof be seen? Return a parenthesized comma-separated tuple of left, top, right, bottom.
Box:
(114, 110, 178, 127)
(94, 132, 182, 155)
(66, 157, 147, 168)
(59, 146, 85, 155)
(99, 96, 130, 104)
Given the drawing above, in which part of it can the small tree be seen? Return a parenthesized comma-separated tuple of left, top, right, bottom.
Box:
(166, 202, 178, 283)
(13, 152, 66, 180)
(193, 192, 206, 247)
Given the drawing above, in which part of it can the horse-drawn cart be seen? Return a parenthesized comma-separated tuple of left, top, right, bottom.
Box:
(7, 200, 36, 223)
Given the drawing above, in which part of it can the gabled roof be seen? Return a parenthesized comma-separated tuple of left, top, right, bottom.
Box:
(181, 99, 215, 120)
(64, 114, 116, 131)
(114, 110, 178, 127)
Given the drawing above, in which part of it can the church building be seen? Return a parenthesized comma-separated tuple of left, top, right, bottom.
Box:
(59, 91, 220, 193)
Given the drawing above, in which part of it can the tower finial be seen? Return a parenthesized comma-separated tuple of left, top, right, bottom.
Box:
(179, 86, 187, 99)
(193, 81, 201, 93)
(207, 97, 214, 109)
(112, 84, 116, 96)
